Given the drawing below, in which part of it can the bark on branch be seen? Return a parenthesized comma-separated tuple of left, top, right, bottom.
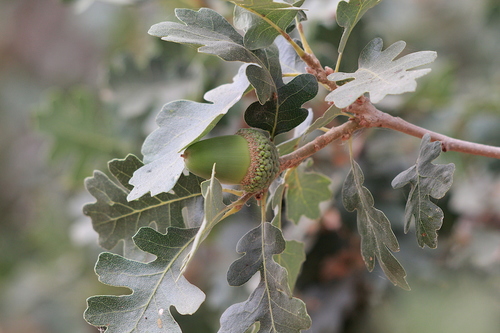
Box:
(278, 54, 500, 171)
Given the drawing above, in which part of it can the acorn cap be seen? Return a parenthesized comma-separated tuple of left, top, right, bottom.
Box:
(182, 128, 280, 193)
(236, 128, 280, 193)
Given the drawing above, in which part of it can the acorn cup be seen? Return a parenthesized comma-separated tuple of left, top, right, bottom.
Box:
(182, 128, 280, 193)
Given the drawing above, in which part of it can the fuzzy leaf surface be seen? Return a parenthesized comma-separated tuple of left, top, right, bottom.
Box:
(221, 223, 311, 333)
(232, 0, 305, 50)
(391, 134, 455, 248)
(84, 227, 205, 333)
(245, 73, 318, 138)
(127, 65, 249, 200)
(83, 154, 204, 251)
(343, 159, 410, 290)
(285, 160, 332, 224)
(149, 8, 248, 61)
(327, 38, 437, 108)
(336, 0, 381, 54)
(149, 7, 281, 104)
(275, 35, 306, 74)
(181, 170, 227, 273)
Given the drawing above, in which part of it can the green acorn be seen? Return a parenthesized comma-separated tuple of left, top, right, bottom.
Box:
(182, 128, 280, 193)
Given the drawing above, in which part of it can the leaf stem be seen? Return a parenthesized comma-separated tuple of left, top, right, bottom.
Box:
(277, 96, 500, 180)
(221, 192, 255, 220)
(279, 120, 361, 172)
(346, 96, 500, 159)
(223, 188, 244, 196)
(334, 52, 343, 73)
(296, 17, 313, 54)
(259, 191, 268, 224)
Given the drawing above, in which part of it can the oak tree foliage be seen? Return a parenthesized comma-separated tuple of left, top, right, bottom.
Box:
(81, 1, 458, 332)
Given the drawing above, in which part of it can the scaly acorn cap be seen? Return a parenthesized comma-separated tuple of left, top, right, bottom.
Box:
(182, 128, 280, 193)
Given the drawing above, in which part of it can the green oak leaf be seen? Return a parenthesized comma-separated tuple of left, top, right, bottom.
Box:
(221, 223, 311, 333)
(274, 240, 306, 292)
(149, 7, 281, 104)
(276, 109, 313, 156)
(336, 0, 382, 54)
(391, 134, 455, 248)
(343, 159, 410, 290)
(232, 0, 305, 50)
(127, 65, 249, 200)
(245, 73, 318, 138)
(326, 38, 437, 108)
(285, 159, 332, 224)
(84, 227, 205, 333)
(268, 179, 306, 291)
(83, 154, 204, 253)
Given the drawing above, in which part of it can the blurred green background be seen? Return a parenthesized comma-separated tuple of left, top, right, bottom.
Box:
(0, 0, 499, 332)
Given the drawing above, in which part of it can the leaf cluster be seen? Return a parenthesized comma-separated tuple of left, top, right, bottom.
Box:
(81, 1, 455, 332)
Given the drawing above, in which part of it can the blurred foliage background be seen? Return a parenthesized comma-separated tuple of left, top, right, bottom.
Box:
(0, 0, 499, 332)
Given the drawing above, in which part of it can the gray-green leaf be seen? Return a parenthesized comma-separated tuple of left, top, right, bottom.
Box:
(336, 0, 382, 54)
(83, 154, 204, 251)
(391, 134, 455, 248)
(343, 159, 410, 290)
(181, 171, 227, 274)
(221, 223, 311, 333)
(232, 0, 305, 50)
(149, 7, 282, 104)
(326, 38, 437, 108)
(127, 65, 249, 201)
(84, 227, 205, 333)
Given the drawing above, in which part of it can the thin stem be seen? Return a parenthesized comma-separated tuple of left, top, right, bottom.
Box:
(277, 99, 500, 181)
(334, 52, 343, 73)
(223, 188, 244, 196)
(221, 192, 255, 220)
(279, 120, 361, 172)
(296, 18, 313, 54)
(260, 191, 268, 224)
(346, 97, 500, 159)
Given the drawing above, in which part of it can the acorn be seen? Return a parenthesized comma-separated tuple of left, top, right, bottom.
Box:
(182, 128, 280, 193)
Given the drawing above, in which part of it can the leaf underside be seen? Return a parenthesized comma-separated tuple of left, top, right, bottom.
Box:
(392, 134, 455, 248)
(221, 223, 311, 333)
(127, 63, 249, 200)
(84, 227, 205, 333)
(327, 37, 437, 108)
(343, 159, 410, 290)
(148, 7, 299, 105)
